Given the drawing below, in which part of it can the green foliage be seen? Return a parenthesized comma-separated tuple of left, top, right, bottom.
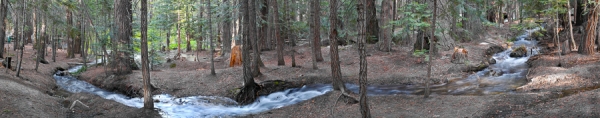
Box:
(412, 49, 430, 62)
(170, 63, 177, 68)
(510, 19, 541, 32)
(390, 2, 432, 43)
(71, 66, 88, 76)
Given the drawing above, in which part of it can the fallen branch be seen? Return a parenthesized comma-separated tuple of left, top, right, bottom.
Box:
(69, 100, 90, 111)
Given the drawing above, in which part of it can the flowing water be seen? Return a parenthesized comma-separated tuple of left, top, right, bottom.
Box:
(54, 29, 540, 117)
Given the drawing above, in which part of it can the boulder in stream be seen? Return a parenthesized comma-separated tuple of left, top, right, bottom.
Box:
(509, 45, 528, 57)
(488, 58, 497, 64)
(485, 45, 505, 56)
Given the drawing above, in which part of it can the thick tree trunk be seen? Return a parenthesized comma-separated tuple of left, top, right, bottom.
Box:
(310, 0, 323, 62)
(112, 0, 134, 75)
(252, 0, 264, 77)
(358, 0, 371, 117)
(274, 0, 284, 66)
(208, 0, 216, 75)
(261, 0, 271, 50)
(378, 0, 392, 52)
(365, 0, 378, 44)
(140, 0, 154, 109)
(0, 0, 6, 58)
(222, 0, 232, 56)
(330, 0, 346, 91)
(580, 0, 598, 55)
(236, 0, 260, 105)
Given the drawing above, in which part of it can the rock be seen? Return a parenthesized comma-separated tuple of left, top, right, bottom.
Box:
(489, 69, 503, 76)
(485, 45, 505, 56)
(447, 61, 489, 73)
(489, 58, 497, 64)
(509, 46, 528, 57)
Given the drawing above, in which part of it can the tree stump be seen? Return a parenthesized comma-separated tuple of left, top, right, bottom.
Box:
(229, 45, 242, 67)
(2, 57, 10, 69)
(451, 47, 468, 64)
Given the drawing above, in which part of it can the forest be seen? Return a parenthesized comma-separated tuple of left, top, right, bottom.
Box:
(1, 0, 600, 117)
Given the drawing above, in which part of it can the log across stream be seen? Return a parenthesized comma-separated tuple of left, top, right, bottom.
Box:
(53, 29, 540, 117)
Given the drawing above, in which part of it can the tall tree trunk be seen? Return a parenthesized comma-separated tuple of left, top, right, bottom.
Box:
(289, 0, 297, 67)
(16, 0, 25, 77)
(358, 0, 371, 117)
(140, 0, 154, 109)
(274, 0, 284, 66)
(236, 0, 260, 105)
(568, 0, 577, 50)
(67, 8, 74, 58)
(262, 0, 271, 50)
(330, 0, 347, 91)
(209, 0, 216, 75)
(12, 3, 19, 51)
(365, 0, 378, 44)
(0, 0, 6, 58)
(425, 0, 437, 98)
(35, 8, 40, 71)
(222, 0, 232, 56)
(177, 15, 182, 55)
(52, 28, 57, 62)
(113, 0, 133, 75)
(252, 0, 264, 77)
(166, 14, 171, 51)
(310, 0, 323, 62)
(580, 0, 598, 55)
(378, 0, 392, 52)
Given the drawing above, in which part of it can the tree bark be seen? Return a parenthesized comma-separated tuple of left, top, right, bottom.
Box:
(112, 0, 134, 75)
(222, 0, 232, 56)
(236, 0, 260, 105)
(365, 0, 378, 44)
(330, 0, 347, 91)
(310, 0, 323, 62)
(358, 0, 371, 117)
(378, 0, 392, 52)
(425, 0, 437, 98)
(289, 0, 296, 67)
(274, 0, 284, 66)
(208, 0, 216, 75)
(580, 0, 598, 55)
(568, 0, 577, 50)
(16, 0, 25, 77)
(67, 8, 74, 58)
(140, 0, 154, 109)
(252, 0, 264, 76)
(0, 0, 6, 58)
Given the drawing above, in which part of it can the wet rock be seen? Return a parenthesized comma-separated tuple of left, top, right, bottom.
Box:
(510, 46, 528, 57)
(489, 58, 497, 64)
(490, 69, 503, 76)
(485, 45, 505, 56)
(447, 61, 489, 73)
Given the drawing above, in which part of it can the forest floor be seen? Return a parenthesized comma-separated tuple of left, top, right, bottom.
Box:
(1, 25, 599, 117)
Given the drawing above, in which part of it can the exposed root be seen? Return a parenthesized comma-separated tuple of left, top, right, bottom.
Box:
(330, 92, 343, 118)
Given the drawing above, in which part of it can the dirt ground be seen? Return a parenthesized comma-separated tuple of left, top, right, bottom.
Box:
(1, 25, 599, 117)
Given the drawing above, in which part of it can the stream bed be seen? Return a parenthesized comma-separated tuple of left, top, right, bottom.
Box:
(54, 29, 540, 117)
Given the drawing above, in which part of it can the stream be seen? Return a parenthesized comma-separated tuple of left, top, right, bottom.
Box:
(53, 29, 539, 117)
